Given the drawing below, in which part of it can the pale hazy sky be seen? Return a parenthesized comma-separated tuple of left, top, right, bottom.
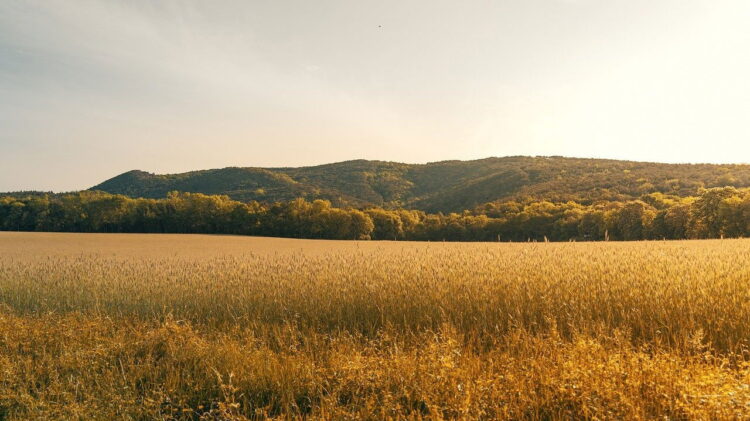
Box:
(1, 0, 749, 191)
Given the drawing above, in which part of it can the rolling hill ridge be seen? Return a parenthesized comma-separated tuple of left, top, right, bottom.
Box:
(90, 156, 750, 212)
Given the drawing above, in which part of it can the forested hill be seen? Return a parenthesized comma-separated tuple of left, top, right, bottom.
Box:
(90, 156, 750, 213)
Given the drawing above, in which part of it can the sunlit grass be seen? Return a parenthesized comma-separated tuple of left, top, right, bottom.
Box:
(1, 233, 749, 419)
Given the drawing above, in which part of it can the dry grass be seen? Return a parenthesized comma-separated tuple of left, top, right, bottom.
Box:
(1, 233, 750, 419)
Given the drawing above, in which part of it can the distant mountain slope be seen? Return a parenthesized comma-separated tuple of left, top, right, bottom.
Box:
(90, 156, 750, 212)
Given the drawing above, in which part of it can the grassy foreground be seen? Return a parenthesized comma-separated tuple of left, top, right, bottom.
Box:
(1, 233, 750, 419)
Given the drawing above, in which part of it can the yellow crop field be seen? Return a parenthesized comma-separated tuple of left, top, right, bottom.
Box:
(1, 232, 750, 420)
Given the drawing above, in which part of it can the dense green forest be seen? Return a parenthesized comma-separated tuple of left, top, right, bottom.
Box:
(90, 156, 750, 213)
(7, 156, 750, 241)
(3, 187, 750, 241)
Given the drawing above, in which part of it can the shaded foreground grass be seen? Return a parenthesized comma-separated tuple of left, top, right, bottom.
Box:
(1, 234, 750, 419)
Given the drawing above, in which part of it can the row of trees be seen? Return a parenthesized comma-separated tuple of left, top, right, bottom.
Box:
(2, 188, 750, 241)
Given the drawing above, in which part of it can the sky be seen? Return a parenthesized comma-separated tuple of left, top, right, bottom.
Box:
(1, 0, 749, 192)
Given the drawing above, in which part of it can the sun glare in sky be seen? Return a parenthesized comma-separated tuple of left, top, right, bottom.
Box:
(1, 0, 749, 191)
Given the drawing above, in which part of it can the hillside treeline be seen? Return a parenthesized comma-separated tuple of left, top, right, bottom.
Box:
(2, 187, 750, 241)
(91, 156, 750, 213)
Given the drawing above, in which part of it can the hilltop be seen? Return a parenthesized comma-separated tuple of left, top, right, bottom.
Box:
(90, 156, 750, 212)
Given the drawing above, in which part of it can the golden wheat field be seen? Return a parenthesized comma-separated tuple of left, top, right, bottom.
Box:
(2, 232, 750, 420)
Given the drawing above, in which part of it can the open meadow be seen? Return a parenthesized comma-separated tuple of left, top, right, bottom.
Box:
(1, 232, 750, 419)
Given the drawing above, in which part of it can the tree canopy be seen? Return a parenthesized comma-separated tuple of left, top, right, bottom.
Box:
(86, 157, 750, 213)
(5, 188, 750, 242)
